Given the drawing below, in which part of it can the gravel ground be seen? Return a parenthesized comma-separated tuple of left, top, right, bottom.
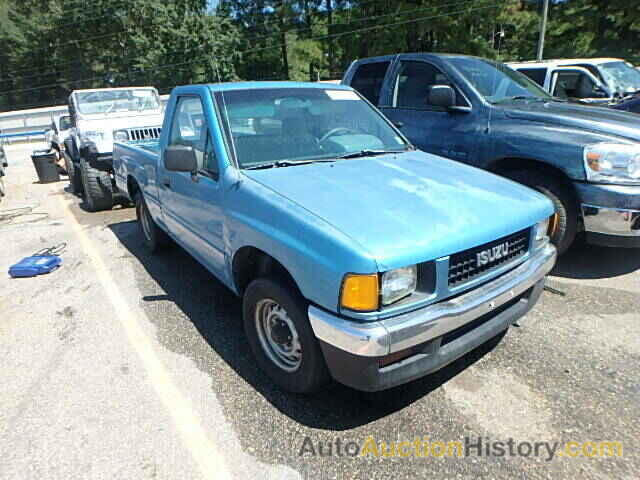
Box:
(1, 145, 638, 479)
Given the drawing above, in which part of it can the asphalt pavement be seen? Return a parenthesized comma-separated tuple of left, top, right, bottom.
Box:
(1, 145, 638, 479)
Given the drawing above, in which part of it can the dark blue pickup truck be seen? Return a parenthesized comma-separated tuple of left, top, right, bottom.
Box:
(343, 54, 640, 253)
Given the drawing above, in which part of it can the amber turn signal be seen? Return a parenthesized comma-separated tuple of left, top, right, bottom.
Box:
(340, 274, 379, 311)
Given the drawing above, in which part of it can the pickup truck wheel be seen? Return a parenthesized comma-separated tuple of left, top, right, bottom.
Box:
(134, 192, 170, 252)
(80, 158, 113, 211)
(505, 170, 577, 255)
(63, 153, 83, 195)
(243, 278, 330, 393)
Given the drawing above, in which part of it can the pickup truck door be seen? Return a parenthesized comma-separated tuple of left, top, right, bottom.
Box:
(160, 94, 226, 276)
(378, 58, 480, 164)
(549, 67, 612, 104)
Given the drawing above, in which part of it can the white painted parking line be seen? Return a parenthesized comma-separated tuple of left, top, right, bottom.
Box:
(58, 195, 232, 480)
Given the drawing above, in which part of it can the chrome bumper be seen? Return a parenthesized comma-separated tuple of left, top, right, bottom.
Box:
(582, 204, 640, 237)
(309, 243, 557, 357)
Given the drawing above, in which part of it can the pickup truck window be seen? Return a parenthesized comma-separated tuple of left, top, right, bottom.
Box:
(449, 57, 552, 103)
(350, 61, 390, 104)
(217, 88, 408, 168)
(552, 70, 600, 99)
(393, 61, 466, 109)
(170, 96, 217, 174)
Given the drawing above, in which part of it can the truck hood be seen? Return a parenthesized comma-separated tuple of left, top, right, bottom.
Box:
(244, 151, 553, 270)
(503, 101, 640, 142)
(77, 112, 164, 153)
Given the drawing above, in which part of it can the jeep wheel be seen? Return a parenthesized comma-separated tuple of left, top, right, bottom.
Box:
(80, 157, 113, 211)
(134, 192, 170, 252)
(63, 152, 83, 195)
(506, 170, 578, 255)
(243, 278, 330, 393)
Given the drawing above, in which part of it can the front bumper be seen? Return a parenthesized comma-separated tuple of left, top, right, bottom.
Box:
(309, 243, 556, 391)
(574, 183, 640, 248)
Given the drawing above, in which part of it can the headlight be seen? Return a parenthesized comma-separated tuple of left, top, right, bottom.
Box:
(79, 131, 104, 143)
(584, 143, 640, 185)
(381, 265, 417, 306)
(533, 217, 550, 248)
(113, 130, 129, 142)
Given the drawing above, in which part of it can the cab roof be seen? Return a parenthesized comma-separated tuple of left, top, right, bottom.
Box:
(508, 58, 624, 68)
(207, 81, 354, 93)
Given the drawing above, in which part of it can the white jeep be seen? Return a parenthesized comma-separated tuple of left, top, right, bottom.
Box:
(63, 87, 163, 211)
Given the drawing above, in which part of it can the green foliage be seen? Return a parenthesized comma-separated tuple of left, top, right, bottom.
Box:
(1, 0, 639, 111)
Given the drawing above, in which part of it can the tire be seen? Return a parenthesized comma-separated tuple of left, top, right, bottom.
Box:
(243, 278, 330, 394)
(80, 157, 113, 211)
(505, 170, 578, 255)
(0, 176, 5, 204)
(134, 192, 170, 252)
(63, 153, 83, 195)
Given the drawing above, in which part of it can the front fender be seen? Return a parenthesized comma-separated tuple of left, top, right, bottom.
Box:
(489, 119, 630, 181)
(225, 178, 378, 314)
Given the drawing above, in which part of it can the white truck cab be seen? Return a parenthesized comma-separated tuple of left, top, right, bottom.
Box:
(508, 58, 640, 104)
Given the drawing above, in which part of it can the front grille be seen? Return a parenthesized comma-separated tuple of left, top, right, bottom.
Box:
(448, 228, 530, 287)
(126, 126, 161, 141)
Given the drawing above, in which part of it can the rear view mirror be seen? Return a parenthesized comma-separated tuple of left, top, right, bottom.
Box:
(428, 85, 456, 109)
(164, 145, 198, 172)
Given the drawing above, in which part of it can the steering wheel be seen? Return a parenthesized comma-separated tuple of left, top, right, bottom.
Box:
(319, 127, 360, 144)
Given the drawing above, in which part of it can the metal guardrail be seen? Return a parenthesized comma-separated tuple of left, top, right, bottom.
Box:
(0, 94, 170, 144)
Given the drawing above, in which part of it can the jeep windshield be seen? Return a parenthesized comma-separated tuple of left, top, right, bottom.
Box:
(449, 57, 553, 104)
(216, 88, 410, 169)
(599, 61, 640, 94)
(74, 89, 161, 115)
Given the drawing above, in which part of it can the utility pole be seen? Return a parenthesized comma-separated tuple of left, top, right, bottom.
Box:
(537, 0, 550, 61)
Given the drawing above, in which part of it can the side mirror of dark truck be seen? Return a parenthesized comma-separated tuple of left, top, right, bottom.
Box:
(428, 85, 456, 109)
(165, 145, 198, 172)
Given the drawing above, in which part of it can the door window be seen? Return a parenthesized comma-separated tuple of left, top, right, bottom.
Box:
(169, 96, 218, 176)
(553, 71, 601, 99)
(350, 61, 390, 104)
(393, 61, 466, 109)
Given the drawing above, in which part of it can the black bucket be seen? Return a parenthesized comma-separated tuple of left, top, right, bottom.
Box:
(31, 150, 60, 184)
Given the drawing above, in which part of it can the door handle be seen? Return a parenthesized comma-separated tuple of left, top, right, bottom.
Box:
(162, 178, 171, 189)
(393, 121, 404, 128)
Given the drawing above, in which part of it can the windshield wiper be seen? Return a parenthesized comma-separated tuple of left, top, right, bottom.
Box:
(244, 159, 335, 170)
(495, 95, 546, 104)
(337, 149, 408, 160)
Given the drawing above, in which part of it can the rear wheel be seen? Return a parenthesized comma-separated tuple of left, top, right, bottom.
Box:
(505, 170, 578, 255)
(243, 277, 330, 393)
(80, 157, 113, 211)
(134, 192, 170, 252)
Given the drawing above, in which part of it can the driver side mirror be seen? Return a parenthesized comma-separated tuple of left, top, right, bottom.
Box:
(427, 85, 456, 109)
(164, 145, 198, 172)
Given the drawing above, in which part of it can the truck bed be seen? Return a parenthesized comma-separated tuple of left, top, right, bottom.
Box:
(113, 140, 161, 202)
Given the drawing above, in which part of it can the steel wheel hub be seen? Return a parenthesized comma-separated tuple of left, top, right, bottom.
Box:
(255, 299, 302, 372)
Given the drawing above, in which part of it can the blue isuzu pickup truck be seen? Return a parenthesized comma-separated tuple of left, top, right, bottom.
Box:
(343, 54, 640, 253)
(113, 82, 556, 393)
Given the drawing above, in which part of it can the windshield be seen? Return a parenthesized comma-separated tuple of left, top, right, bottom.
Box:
(449, 57, 552, 103)
(599, 61, 640, 93)
(74, 89, 161, 115)
(217, 88, 409, 168)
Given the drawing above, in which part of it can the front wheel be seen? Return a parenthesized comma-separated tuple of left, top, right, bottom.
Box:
(80, 158, 113, 211)
(505, 170, 578, 255)
(243, 278, 330, 393)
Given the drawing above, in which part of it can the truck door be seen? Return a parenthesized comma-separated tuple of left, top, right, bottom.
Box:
(549, 67, 612, 104)
(378, 59, 479, 164)
(160, 94, 226, 276)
